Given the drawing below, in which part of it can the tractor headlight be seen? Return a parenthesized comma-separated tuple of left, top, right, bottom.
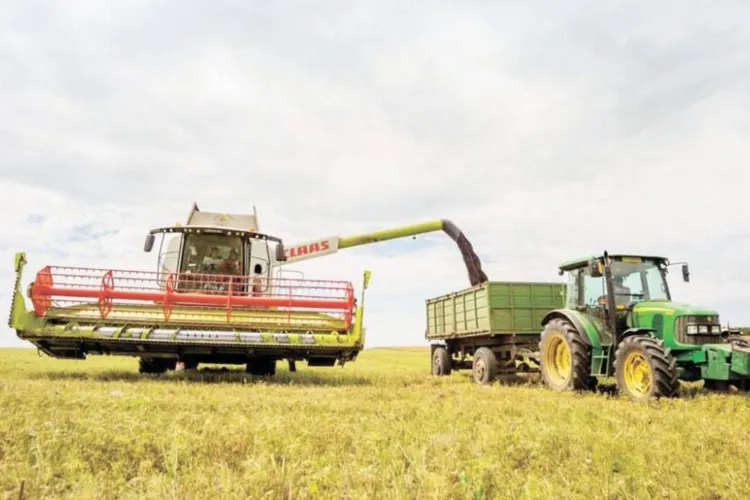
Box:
(698, 325, 709, 334)
(711, 325, 722, 334)
(687, 325, 698, 335)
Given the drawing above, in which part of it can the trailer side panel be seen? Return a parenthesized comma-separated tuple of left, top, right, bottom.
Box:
(425, 281, 565, 340)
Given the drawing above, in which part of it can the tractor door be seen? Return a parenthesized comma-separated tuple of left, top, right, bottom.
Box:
(571, 263, 617, 339)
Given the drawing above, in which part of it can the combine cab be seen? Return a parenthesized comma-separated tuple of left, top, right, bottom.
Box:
(9, 205, 371, 375)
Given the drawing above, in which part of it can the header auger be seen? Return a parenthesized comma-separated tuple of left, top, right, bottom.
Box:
(9, 203, 486, 375)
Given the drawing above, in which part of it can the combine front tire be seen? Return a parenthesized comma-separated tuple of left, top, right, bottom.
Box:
(539, 318, 597, 391)
(472, 347, 498, 384)
(246, 356, 277, 376)
(432, 346, 452, 376)
(613, 335, 679, 401)
(138, 358, 169, 374)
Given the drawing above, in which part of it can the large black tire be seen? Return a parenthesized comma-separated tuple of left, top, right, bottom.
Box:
(613, 335, 679, 401)
(246, 356, 277, 376)
(182, 359, 198, 370)
(432, 346, 452, 376)
(472, 347, 498, 384)
(139, 358, 169, 374)
(539, 317, 597, 391)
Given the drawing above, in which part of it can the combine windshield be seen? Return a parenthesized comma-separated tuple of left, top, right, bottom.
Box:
(180, 234, 244, 276)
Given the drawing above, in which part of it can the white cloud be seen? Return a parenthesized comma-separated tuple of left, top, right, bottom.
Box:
(2, 1, 750, 350)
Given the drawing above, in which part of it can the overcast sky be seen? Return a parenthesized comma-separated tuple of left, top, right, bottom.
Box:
(2, 1, 750, 349)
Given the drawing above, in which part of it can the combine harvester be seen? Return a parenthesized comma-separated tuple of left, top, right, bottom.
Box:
(427, 252, 750, 401)
(9, 203, 487, 375)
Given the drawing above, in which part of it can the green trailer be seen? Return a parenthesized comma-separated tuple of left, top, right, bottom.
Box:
(426, 280, 565, 384)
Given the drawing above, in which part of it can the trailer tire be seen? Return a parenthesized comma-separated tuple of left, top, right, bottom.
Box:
(472, 347, 498, 384)
(613, 335, 679, 401)
(432, 346, 452, 376)
(539, 318, 597, 391)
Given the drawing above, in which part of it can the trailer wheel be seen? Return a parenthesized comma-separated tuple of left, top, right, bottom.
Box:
(432, 346, 452, 376)
(472, 347, 498, 384)
(539, 318, 597, 391)
(246, 356, 277, 376)
(613, 335, 679, 401)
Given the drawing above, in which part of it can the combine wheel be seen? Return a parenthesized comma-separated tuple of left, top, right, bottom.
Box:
(539, 318, 597, 391)
(138, 357, 168, 374)
(432, 346, 452, 376)
(246, 356, 277, 376)
(613, 335, 679, 402)
(472, 347, 498, 384)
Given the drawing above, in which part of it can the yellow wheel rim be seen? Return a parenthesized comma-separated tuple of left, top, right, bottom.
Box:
(544, 333, 571, 385)
(623, 351, 652, 397)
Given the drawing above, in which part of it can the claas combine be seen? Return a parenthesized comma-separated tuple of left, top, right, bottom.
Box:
(9, 203, 486, 375)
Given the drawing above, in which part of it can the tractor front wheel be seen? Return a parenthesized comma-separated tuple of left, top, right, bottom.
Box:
(432, 346, 452, 376)
(539, 318, 597, 391)
(613, 335, 679, 401)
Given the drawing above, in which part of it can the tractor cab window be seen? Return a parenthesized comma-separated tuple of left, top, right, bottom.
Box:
(180, 234, 245, 276)
(609, 258, 669, 303)
(582, 268, 606, 307)
(565, 267, 606, 309)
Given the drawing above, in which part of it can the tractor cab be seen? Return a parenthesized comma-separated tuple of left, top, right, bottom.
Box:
(142, 204, 287, 295)
(558, 253, 690, 334)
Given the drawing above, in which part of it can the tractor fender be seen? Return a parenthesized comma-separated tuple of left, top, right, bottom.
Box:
(541, 309, 600, 347)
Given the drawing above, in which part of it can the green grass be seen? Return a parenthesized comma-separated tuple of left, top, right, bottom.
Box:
(1, 347, 750, 499)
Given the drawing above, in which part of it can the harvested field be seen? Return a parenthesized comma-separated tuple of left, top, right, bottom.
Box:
(1, 346, 749, 499)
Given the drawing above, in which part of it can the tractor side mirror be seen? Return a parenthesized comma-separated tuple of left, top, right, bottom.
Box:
(682, 263, 690, 282)
(275, 242, 287, 262)
(144, 233, 155, 253)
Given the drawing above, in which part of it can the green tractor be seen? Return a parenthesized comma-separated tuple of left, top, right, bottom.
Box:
(539, 252, 750, 401)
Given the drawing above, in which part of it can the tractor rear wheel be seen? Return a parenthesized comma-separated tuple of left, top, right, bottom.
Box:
(472, 347, 498, 384)
(432, 346, 452, 376)
(613, 335, 679, 401)
(539, 318, 597, 391)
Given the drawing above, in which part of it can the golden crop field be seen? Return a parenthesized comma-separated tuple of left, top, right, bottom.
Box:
(1, 346, 749, 499)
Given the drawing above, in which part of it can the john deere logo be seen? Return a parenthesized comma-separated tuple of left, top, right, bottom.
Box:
(707, 316, 713, 322)
(214, 214, 232, 223)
